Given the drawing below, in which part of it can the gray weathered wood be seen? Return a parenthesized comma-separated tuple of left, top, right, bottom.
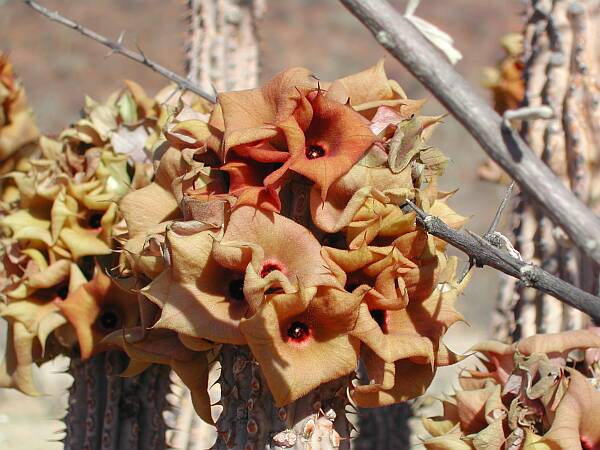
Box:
(404, 200, 600, 322)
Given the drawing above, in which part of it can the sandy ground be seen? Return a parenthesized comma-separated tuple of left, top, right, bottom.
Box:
(0, 1, 522, 448)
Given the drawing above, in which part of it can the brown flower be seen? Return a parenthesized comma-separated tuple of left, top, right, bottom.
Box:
(239, 286, 361, 406)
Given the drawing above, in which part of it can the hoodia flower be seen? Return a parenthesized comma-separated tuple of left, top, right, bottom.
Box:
(0, 78, 176, 395)
(57, 268, 139, 359)
(141, 221, 249, 345)
(480, 33, 524, 184)
(309, 102, 449, 236)
(0, 60, 475, 419)
(207, 66, 377, 209)
(482, 33, 524, 115)
(212, 206, 341, 310)
(59, 80, 168, 166)
(323, 239, 452, 305)
(239, 286, 362, 406)
(142, 204, 342, 344)
(420, 330, 600, 450)
(347, 262, 467, 408)
(533, 369, 600, 450)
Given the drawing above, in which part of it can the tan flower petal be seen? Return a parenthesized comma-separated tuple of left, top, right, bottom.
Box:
(120, 181, 180, 238)
(284, 91, 376, 199)
(518, 329, 600, 357)
(210, 67, 315, 160)
(60, 228, 112, 259)
(351, 360, 434, 408)
(455, 384, 501, 434)
(213, 206, 340, 302)
(104, 328, 213, 424)
(310, 164, 413, 234)
(325, 60, 423, 119)
(0, 321, 40, 395)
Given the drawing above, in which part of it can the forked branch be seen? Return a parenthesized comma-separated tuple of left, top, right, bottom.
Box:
(403, 200, 600, 322)
(340, 0, 600, 266)
(23, 0, 217, 103)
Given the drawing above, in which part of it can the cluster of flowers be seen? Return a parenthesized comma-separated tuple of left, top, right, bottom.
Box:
(0, 56, 469, 423)
(111, 60, 469, 422)
(0, 52, 169, 394)
(421, 329, 600, 450)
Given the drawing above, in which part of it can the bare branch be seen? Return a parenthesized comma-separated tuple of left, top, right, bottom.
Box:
(403, 200, 600, 322)
(339, 0, 600, 266)
(23, 0, 216, 103)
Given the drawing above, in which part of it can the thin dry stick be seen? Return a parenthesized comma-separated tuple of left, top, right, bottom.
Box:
(339, 0, 600, 267)
(460, 181, 516, 281)
(403, 199, 600, 322)
(485, 181, 515, 238)
(23, 0, 216, 103)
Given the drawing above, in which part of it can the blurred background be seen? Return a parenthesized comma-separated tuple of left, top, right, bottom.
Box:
(0, 1, 521, 448)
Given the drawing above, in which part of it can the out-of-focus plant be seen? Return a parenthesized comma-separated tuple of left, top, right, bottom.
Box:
(478, 33, 524, 184)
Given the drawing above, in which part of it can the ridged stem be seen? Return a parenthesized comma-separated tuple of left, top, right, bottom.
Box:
(63, 351, 171, 450)
(495, 0, 600, 341)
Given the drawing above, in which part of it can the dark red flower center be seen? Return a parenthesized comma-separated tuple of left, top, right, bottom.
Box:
(287, 321, 310, 342)
(56, 284, 69, 300)
(305, 144, 326, 160)
(228, 279, 245, 301)
(370, 309, 387, 333)
(96, 308, 121, 332)
(87, 212, 103, 229)
(259, 260, 285, 278)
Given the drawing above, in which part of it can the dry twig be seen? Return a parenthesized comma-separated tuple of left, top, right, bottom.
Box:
(339, 0, 600, 266)
(24, 0, 217, 103)
(460, 181, 516, 281)
(403, 200, 600, 322)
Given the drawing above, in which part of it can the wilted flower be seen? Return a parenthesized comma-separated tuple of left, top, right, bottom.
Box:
(421, 330, 600, 450)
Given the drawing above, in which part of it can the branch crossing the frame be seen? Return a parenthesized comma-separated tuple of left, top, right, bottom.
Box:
(403, 199, 600, 322)
(23, 0, 217, 103)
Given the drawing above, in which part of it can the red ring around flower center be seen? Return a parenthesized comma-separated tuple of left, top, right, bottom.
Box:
(286, 321, 310, 342)
(259, 259, 285, 278)
(581, 438, 597, 450)
(305, 144, 326, 160)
